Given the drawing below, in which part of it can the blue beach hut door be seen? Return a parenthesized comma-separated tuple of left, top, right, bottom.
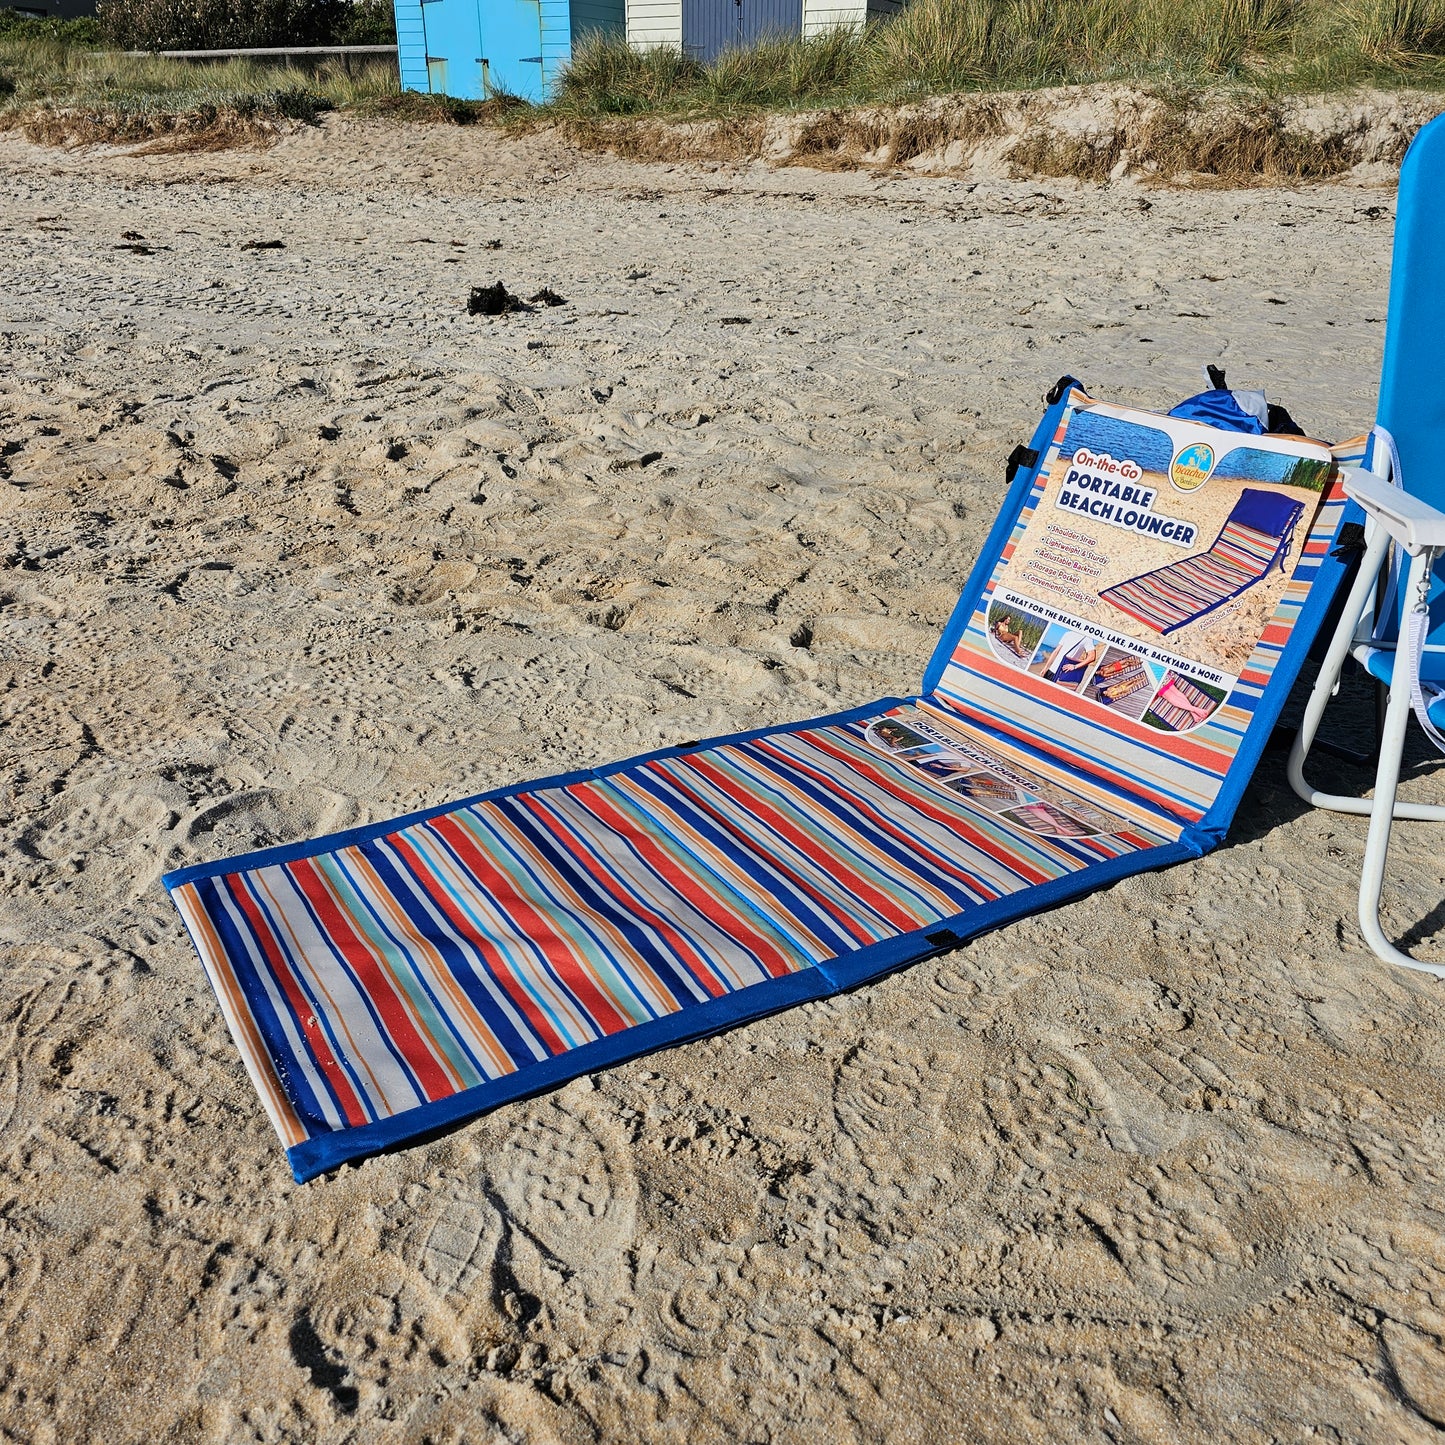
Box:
(480, 0, 546, 101)
(419, 0, 485, 97)
(682, 0, 803, 62)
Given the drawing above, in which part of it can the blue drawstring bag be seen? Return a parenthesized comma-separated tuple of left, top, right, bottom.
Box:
(1169, 387, 1267, 434)
(1167, 366, 1304, 436)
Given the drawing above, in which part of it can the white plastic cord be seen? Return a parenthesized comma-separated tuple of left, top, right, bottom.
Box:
(1406, 549, 1445, 754)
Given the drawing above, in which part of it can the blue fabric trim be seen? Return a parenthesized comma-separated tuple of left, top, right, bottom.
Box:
(815, 837, 1199, 992)
(920, 386, 1084, 696)
(284, 829, 1202, 1182)
(285, 966, 831, 1181)
(162, 697, 907, 890)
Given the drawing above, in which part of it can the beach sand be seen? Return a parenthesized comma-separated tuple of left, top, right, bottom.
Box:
(4, 115, 1445, 1443)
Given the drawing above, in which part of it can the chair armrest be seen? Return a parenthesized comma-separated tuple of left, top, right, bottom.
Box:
(1342, 467, 1445, 551)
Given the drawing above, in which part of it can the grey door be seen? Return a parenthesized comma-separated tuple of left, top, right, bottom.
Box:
(682, 0, 802, 62)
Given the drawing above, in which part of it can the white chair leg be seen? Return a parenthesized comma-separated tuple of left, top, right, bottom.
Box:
(1289, 526, 1445, 823)
(1356, 551, 1445, 973)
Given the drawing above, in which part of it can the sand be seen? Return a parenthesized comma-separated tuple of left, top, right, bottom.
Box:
(3, 114, 1445, 1443)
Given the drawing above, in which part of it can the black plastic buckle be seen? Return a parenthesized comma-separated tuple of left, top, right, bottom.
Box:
(1044, 374, 1083, 406)
(1006, 444, 1039, 485)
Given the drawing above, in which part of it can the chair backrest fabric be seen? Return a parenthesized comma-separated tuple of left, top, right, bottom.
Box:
(1374, 114, 1445, 649)
(1378, 114, 1445, 504)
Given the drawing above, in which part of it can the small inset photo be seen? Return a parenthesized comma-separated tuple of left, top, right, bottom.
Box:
(910, 752, 973, 784)
(999, 801, 1099, 838)
(865, 716, 934, 756)
(986, 598, 1049, 668)
(1028, 624, 1103, 692)
(1084, 647, 1165, 722)
(945, 769, 1032, 812)
(1143, 671, 1229, 733)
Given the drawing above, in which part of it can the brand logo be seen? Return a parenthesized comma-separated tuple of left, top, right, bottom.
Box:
(1170, 442, 1215, 492)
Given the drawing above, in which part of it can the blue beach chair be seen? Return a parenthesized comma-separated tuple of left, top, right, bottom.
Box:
(1289, 112, 1445, 975)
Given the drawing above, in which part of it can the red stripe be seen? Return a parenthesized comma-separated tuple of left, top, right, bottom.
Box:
(936, 694, 1210, 822)
(576, 784, 807, 976)
(638, 758, 880, 945)
(387, 831, 568, 1057)
(756, 734, 1033, 893)
(803, 729, 1133, 875)
(430, 814, 633, 1037)
(946, 649, 1229, 781)
(516, 790, 736, 993)
(678, 753, 923, 934)
(287, 858, 456, 1100)
(225, 873, 370, 1127)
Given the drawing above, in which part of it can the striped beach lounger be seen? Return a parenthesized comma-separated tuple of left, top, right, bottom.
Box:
(1149, 674, 1220, 732)
(165, 385, 1360, 1181)
(1094, 659, 1150, 705)
(1100, 488, 1306, 635)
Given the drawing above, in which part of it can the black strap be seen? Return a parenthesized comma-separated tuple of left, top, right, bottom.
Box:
(1330, 521, 1367, 559)
(1266, 401, 1305, 436)
(1044, 374, 1083, 405)
(1206, 364, 1227, 390)
(1006, 444, 1039, 484)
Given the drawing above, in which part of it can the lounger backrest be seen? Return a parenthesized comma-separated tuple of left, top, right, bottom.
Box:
(1379, 114, 1445, 509)
(1223, 487, 1305, 542)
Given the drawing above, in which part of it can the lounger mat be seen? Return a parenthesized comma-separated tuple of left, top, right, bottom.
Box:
(165, 385, 1360, 1181)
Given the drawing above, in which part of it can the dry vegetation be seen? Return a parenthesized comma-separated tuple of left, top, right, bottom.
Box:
(2, 0, 1445, 177)
(554, 0, 1445, 116)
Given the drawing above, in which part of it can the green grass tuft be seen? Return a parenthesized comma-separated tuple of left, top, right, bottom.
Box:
(553, 0, 1445, 118)
(4, 0, 1445, 158)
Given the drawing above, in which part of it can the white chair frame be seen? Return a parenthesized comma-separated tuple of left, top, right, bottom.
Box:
(1288, 457, 1445, 974)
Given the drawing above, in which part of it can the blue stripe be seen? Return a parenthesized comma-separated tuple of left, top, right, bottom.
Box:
(419, 811, 603, 1052)
(257, 864, 431, 1112)
(196, 874, 341, 1134)
(588, 775, 828, 965)
(685, 747, 950, 923)
(925, 687, 1205, 823)
(486, 791, 716, 1009)
(756, 732, 1010, 901)
(286, 828, 1200, 1184)
(620, 765, 863, 956)
(353, 837, 538, 1075)
(313, 849, 491, 1091)
(744, 733, 1021, 901)
(554, 785, 807, 981)
(644, 756, 906, 941)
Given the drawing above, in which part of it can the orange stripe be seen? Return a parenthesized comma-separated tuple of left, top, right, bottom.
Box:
(174, 883, 307, 1147)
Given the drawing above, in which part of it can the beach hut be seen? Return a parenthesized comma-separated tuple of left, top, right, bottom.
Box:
(627, 0, 901, 63)
(393, 0, 622, 100)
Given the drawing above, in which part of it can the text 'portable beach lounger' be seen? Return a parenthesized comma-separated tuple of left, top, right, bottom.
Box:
(1290, 111, 1445, 975)
(1100, 487, 1305, 635)
(165, 383, 1357, 1181)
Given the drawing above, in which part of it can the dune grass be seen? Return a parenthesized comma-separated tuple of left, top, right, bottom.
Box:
(551, 0, 1445, 119)
(0, 28, 405, 147)
(3, 0, 1445, 156)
